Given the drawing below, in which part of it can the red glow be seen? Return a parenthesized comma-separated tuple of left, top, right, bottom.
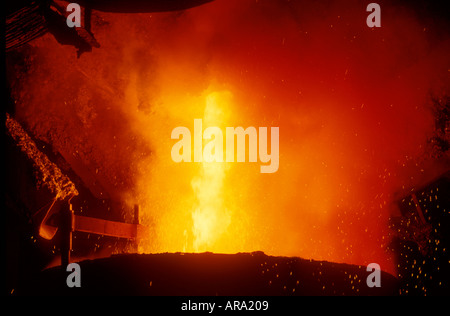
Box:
(9, 0, 449, 275)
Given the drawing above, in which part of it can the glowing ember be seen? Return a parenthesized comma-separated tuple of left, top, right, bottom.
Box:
(5, 113, 78, 201)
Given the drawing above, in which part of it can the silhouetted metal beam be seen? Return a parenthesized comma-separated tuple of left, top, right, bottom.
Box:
(73, 215, 147, 239)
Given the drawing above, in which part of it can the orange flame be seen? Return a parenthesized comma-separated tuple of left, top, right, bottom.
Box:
(9, 0, 449, 277)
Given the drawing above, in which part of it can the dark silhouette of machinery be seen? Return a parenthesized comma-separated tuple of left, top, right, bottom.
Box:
(6, 0, 214, 55)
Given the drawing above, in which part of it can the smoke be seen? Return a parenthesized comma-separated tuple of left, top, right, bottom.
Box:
(8, 0, 449, 273)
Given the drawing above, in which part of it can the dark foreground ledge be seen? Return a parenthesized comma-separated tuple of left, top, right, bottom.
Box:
(19, 252, 399, 296)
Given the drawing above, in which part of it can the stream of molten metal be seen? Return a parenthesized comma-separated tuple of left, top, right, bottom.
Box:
(191, 92, 231, 252)
(133, 88, 253, 255)
(136, 89, 256, 255)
